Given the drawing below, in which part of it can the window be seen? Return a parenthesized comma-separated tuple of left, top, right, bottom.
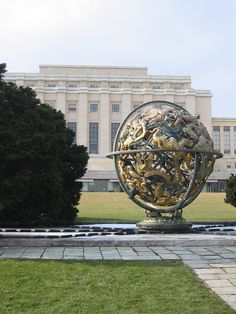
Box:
(234, 127, 236, 154)
(67, 82, 77, 88)
(173, 85, 181, 90)
(152, 85, 161, 90)
(111, 123, 120, 150)
(89, 82, 99, 88)
(112, 104, 120, 113)
(67, 122, 77, 144)
(46, 82, 57, 87)
(212, 126, 220, 152)
(224, 126, 230, 154)
(89, 123, 98, 154)
(90, 103, 98, 113)
(227, 163, 231, 169)
(131, 84, 141, 89)
(110, 83, 120, 89)
(68, 103, 77, 112)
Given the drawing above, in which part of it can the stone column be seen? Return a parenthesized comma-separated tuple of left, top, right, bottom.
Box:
(122, 93, 131, 120)
(186, 95, 196, 115)
(100, 93, 110, 156)
(78, 93, 88, 147)
(56, 92, 66, 114)
(220, 126, 224, 154)
(230, 126, 234, 156)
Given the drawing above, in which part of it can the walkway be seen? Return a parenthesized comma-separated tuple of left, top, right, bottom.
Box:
(1, 245, 236, 310)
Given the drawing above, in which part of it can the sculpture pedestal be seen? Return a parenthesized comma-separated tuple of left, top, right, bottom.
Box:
(136, 210, 192, 232)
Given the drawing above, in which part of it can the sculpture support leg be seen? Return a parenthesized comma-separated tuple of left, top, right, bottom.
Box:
(136, 209, 192, 232)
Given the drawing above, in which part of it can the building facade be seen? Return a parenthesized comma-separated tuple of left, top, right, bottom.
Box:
(207, 118, 236, 192)
(5, 65, 233, 192)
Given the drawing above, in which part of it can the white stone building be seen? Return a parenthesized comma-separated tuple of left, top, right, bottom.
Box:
(207, 118, 236, 192)
(5, 65, 234, 191)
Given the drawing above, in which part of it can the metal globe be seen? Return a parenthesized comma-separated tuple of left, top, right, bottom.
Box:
(107, 101, 222, 231)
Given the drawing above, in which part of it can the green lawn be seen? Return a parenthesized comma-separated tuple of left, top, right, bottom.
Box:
(0, 260, 233, 314)
(78, 192, 236, 222)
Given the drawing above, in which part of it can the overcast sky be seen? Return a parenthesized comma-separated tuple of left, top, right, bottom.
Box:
(1, 0, 235, 117)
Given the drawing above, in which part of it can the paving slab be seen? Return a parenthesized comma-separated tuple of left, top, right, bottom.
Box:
(178, 254, 204, 260)
(182, 261, 211, 269)
(220, 254, 236, 259)
(0, 248, 25, 258)
(221, 295, 236, 303)
(229, 279, 236, 286)
(194, 268, 225, 274)
(170, 250, 192, 255)
(157, 254, 180, 260)
(211, 287, 236, 295)
(201, 255, 221, 260)
(224, 268, 236, 274)
(41, 248, 64, 260)
(209, 263, 236, 268)
(204, 280, 233, 288)
(63, 256, 84, 260)
(84, 254, 103, 260)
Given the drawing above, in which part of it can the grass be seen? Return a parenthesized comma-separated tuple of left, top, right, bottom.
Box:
(0, 259, 234, 314)
(78, 192, 236, 222)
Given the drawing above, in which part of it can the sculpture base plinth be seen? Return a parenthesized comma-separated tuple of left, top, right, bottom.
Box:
(137, 211, 192, 232)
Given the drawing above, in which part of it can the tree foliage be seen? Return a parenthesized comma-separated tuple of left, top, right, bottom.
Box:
(224, 173, 236, 207)
(0, 64, 89, 225)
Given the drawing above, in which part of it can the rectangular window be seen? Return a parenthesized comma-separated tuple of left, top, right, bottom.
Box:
(111, 123, 120, 150)
(234, 127, 236, 154)
(131, 84, 141, 89)
(67, 122, 77, 144)
(67, 82, 78, 88)
(46, 82, 57, 87)
(152, 85, 161, 89)
(112, 104, 120, 113)
(90, 103, 98, 113)
(212, 126, 220, 152)
(173, 85, 182, 90)
(89, 123, 99, 154)
(227, 163, 231, 169)
(89, 82, 99, 88)
(224, 126, 230, 154)
(68, 103, 77, 112)
(110, 83, 120, 89)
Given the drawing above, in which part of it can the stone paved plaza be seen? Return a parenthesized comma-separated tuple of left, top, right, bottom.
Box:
(1, 245, 236, 311)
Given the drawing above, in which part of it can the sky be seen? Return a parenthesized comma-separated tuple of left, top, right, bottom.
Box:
(1, 0, 235, 117)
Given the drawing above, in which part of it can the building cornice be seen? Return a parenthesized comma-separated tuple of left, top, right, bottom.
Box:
(212, 117, 236, 121)
(5, 72, 191, 82)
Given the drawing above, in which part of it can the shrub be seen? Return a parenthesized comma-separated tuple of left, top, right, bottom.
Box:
(0, 64, 89, 226)
(225, 173, 236, 207)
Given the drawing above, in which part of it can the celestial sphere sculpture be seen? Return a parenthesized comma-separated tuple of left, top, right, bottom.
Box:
(107, 101, 222, 231)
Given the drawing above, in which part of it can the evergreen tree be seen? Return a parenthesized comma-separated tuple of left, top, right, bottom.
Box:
(0, 64, 89, 225)
(225, 174, 236, 207)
